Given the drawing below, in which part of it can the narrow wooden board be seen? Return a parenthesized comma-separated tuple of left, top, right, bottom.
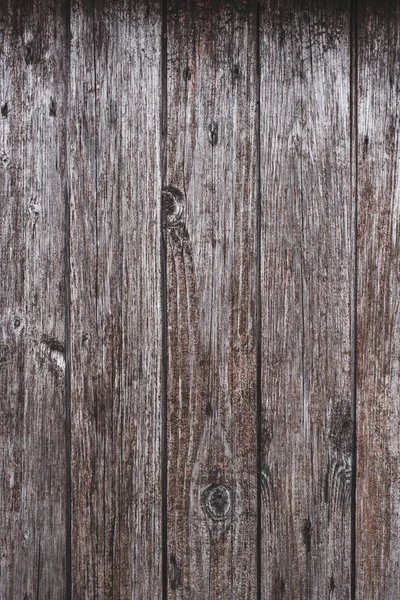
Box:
(165, 1, 258, 597)
(357, 2, 400, 597)
(0, 0, 67, 597)
(69, 1, 162, 597)
(260, 2, 353, 598)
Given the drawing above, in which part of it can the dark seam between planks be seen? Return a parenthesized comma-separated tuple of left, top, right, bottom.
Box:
(161, 1, 168, 599)
(350, 0, 358, 599)
(91, 0, 99, 337)
(91, 4, 100, 597)
(64, 0, 72, 597)
(255, 2, 262, 600)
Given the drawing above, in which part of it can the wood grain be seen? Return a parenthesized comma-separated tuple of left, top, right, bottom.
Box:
(165, 1, 258, 597)
(260, 2, 353, 598)
(357, 2, 400, 597)
(0, 0, 67, 597)
(69, 1, 162, 597)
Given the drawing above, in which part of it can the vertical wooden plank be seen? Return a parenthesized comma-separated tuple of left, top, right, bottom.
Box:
(0, 0, 67, 598)
(69, 1, 162, 597)
(357, 2, 400, 597)
(260, 2, 353, 598)
(165, 1, 258, 597)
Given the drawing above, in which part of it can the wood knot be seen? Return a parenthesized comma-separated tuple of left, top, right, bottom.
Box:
(208, 121, 218, 146)
(232, 64, 240, 79)
(1, 102, 8, 117)
(1, 150, 10, 168)
(201, 483, 233, 522)
(162, 186, 185, 228)
(40, 336, 66, 373)
(49, 98, 57, 117)
(25, 43, 34, 65)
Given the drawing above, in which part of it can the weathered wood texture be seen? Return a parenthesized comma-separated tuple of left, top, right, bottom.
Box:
(357, 2, 400, 598)
(0, 0, 67, 598)
(260, 2, 353, 598)
(165, 1, 258, 597)
(4, 1, 400, 598)
(69, 0, 162, 597)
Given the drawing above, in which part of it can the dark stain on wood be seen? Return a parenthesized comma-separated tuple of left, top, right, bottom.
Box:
(303, 517, 312, 554)
(24, 43, 34, 65)
(168, 553, 182, 591)
(208, 120, 218, 146)
(49, 97, 57, 117)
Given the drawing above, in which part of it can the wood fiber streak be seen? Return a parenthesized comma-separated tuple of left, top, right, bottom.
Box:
(166, 1, 258, 597)
(0, 0, 67, 598)
(357, 3, 400, 598)
(69, 1, 162, 597)
(260, 2, 352, 598)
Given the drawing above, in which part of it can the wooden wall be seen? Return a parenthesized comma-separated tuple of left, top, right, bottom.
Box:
(0, 0, 398, 598)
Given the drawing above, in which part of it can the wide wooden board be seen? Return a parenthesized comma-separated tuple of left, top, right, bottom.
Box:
(260, 2, 353, 597)
(69, 1, 163, 597)
(0, 0, 67, 597)
(165, 1, 258, 597)
(357, 2, 400, 597)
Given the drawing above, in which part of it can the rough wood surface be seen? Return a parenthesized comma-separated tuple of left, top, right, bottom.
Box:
(69, 1, 162, 597)
(260, 2, 353, 598)
(0, 0, 67, 598)
(357, 2, 400, 598)
(4, 1, 400, 597)
(165, 1, 258, 597)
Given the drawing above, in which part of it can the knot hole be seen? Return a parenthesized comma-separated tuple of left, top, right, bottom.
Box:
(201, 483, 233, 522)
(162, 186, 185, 228)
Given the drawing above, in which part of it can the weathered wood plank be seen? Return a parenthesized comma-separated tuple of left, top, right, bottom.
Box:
(260, 2, 353, 597)
(357, 2, 400, 597)
(0, 0, 67, 597)
(165, 1, 258, 597)
(69, 1, 162, 597)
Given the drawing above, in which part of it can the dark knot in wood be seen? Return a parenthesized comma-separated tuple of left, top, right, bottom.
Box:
(232, 64, 240, 79)
(25, 43, 34, 65)
(162, 186, 184, 228)
(201, 483, 233, 522)
(49, 98, 57, 117)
